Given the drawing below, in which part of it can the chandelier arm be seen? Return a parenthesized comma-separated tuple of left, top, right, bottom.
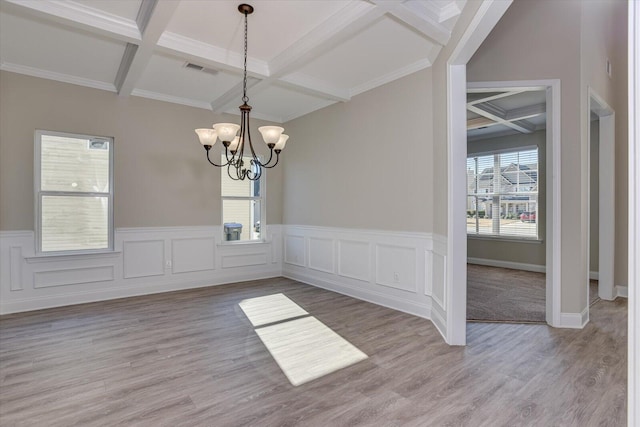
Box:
(205, 147, 229, 167)
(259, 150, 280, 169)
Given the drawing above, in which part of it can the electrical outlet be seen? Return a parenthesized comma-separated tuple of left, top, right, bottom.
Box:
(393, 272, 400, 283)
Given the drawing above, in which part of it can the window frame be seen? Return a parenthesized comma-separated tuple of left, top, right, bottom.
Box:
(466, 145, 540, 241)
(220, 156, 266, 244)
(34, 129, 114, 255)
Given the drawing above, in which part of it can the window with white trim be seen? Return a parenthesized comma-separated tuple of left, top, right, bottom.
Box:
(467, 148, 539, 239)
(221, 157, 263, 242)
(35, 130, 114, 253)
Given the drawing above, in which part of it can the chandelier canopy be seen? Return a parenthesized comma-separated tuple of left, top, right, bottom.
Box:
(195, 4, 288, 181)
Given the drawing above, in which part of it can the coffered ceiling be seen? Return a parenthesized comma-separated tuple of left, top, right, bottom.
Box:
(0, 0, 466, 123)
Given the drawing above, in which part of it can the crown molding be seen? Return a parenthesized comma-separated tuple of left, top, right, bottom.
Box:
(0, 62, 117, 92)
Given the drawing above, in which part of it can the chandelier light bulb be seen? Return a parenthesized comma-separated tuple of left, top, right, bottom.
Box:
(258, 126, 285, 146)
(195, 129, 218, 146)
(212, 123, 240, 142)
(229, 136, 241, 152)
(274, 134, 289, 151)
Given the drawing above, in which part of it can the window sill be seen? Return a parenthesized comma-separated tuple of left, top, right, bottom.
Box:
(467, 235, 543, 244)
(26, 250, 121, 264)
(217, 240, 269, 247)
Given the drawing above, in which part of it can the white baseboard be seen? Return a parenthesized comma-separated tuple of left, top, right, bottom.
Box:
(0, 269, 280, 314)
(559, 306, 589, 329)
(467, 257, 545, 273)
(616, 285, 628, 298)
(284, 270, 431, 320)
(589, 271, 599, 281)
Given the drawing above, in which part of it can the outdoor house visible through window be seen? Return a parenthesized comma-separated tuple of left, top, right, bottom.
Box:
(35, 130, 114, 253)
(221, 156, 263, 242)
(467, 148, 539, 239)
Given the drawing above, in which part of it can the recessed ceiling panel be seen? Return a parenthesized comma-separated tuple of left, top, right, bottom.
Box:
(244, 84, 335, 122)
(0, 11, 126, 84)
(135, 53, 243, 104)
(77, 0, 143, 21)
(297, 15, 438, 93)
(165, 0, 351, 61)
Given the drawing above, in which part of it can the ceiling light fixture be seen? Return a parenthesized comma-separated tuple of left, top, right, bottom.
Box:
(195, 4, 288, 181)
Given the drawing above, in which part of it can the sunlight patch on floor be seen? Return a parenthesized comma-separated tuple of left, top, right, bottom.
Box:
(239, 294, 368, 386)
(239, 293, 308, 327)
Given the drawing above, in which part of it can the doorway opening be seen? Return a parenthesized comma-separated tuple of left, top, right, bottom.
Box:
(465, 88, 548, 323)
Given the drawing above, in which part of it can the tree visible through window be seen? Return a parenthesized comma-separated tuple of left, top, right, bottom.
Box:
(221, 157, 263, 242)
(467, 148, 539, 239)
(35, 130, 113, 253)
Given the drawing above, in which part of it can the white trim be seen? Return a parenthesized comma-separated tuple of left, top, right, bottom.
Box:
(350, 58, 433, 97)
(2, 0, 141, 43)
(589, 271, 599, 281)
(616, 286, 628, 299)
(130, 89, 213, 110)
(628, 1, 639, 423)
(467, 257, 545, 273)
(587, 88, 616, 301)
(559, 306, 589, 329)
(444, 0, 514, 346)
(0, 63, 117, 93)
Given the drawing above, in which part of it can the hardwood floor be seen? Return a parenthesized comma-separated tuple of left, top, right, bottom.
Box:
(0, 277, 627, 426)
(467, 264, 600, 323)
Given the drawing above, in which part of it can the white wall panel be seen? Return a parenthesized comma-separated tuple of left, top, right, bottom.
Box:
(34, 266, 114, 288)
(308, 237, 334, 273)
(171, 237, 215, 274)
(9, 246, 23, 291)
(221, 252, 268, 269)
(375, 244, 417, 292)
(284, 235, 305, 266)
(432, 252, 447, 309)
(337, 240, 370, 282)
(123, 240, 165, 279)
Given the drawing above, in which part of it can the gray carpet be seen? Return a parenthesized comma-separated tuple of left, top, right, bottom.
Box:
(467, 264, 600, 323)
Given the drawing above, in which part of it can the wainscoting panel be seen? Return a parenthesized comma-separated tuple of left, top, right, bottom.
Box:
(123, 240, 165, 279)
(0, 227, 281, 314)
(337, 240, 370, 282)
(9, 246, 23, 291)
(282, 226, 438, 334)
(375, 244, 417, 292)
(308, 237, 335, 274)
(284, 235, 305, 267)
(221, 252, 268, 269)
(172, 237, 215, 274)
(34, 266, 114, 288)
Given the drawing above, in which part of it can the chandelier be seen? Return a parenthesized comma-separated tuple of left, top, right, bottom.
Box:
(195, 4, 288, 181)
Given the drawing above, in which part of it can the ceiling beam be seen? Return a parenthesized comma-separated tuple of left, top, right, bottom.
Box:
(467, 116, 498, 130)
(466, 90, 526, 106)
(369, 0, 451, 46)
(116, 0, 180, 96)
(1, 0, 141, 43)
(210, 1, 384, 113)
(467, 102, 536, 134)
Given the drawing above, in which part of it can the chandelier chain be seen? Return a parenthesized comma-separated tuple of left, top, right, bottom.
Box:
(242, 10, 249, 104)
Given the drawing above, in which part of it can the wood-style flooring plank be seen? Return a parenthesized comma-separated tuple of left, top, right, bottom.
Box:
(0, 276, 627, 426)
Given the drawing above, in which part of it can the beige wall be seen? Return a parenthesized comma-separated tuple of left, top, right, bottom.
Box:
(282, 68, 433, 232)
(0, 71, 283, 230)
(467, 130, 546, 266)
(464, 0, 628, 313)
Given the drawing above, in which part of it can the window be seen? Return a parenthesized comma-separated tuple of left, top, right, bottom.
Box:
(221, 157, 263, 242)
(467, 148, 539, 239)
(35, 130, 113, 253)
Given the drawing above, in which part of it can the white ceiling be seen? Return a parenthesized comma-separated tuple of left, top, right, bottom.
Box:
(467, 89, 547, 141)
(0, 0, 466, 123)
